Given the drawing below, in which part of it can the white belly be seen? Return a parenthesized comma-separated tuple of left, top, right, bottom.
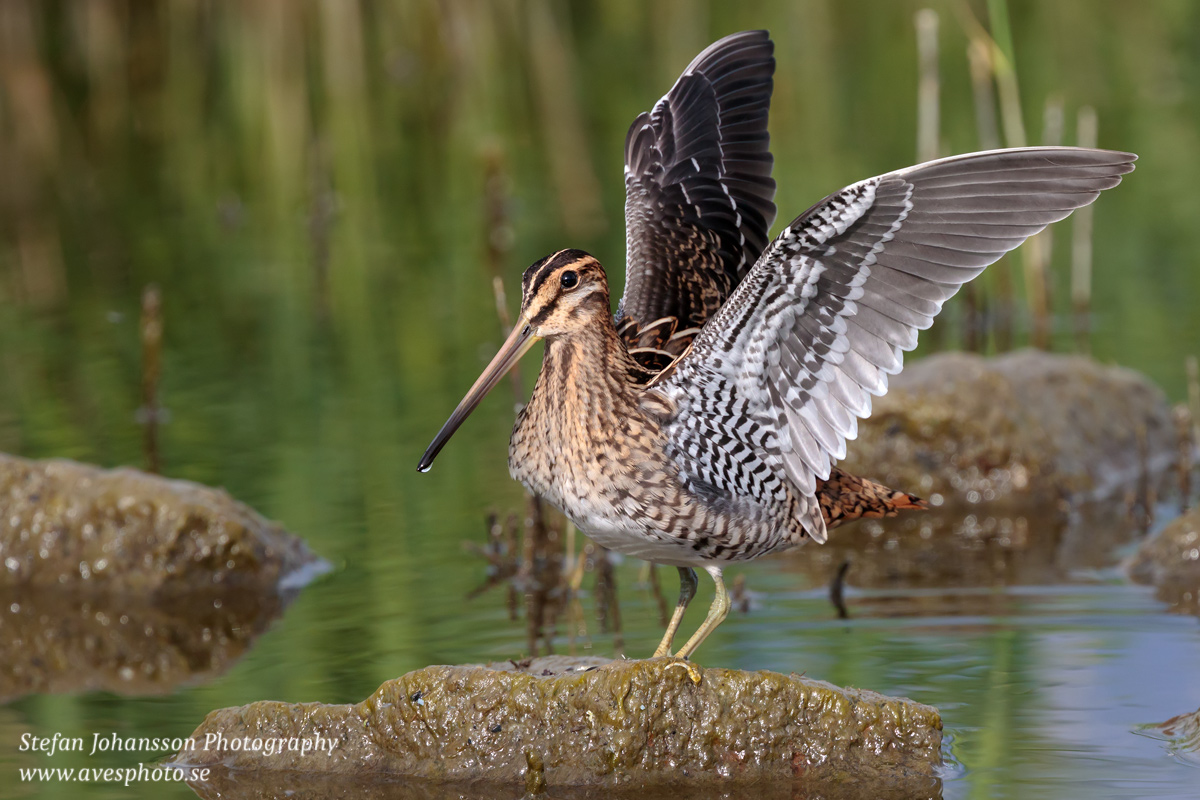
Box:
(563, 501, 708, 567)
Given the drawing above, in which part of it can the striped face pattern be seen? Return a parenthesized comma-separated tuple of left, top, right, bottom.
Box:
(518, 250, 611, 339)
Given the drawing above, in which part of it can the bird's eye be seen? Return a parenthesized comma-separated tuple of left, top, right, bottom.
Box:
(560, 271, 579, 289)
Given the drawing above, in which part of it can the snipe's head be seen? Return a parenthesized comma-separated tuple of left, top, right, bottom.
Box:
(518, 249, 610, 338)
(417, 250, 609, 472)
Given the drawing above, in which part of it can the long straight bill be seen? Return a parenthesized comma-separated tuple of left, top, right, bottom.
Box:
(417, 318, 541, 472)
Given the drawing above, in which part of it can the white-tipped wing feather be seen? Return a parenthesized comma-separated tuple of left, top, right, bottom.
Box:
(651, 147, 1136, 543)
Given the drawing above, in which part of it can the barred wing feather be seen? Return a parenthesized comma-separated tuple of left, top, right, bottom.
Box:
(652, 147, 1136, 543)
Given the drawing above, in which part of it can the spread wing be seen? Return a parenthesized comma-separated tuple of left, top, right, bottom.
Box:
(651, 147, 1136, 543)
(618, 30, 777, 368)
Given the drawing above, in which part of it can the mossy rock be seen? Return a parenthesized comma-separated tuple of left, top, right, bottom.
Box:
(1128, 506, 1200, 613)
(174, 656, 941, 793)
(841, 350, 1176, 505)
(0, 453, 319, 592)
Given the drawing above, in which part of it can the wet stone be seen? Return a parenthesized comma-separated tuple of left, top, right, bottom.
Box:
(840, 350, 1177, 505)
(0, 453, 319, 592)
(174, 657, 942, 792)
(1128, 506, 1200, 613)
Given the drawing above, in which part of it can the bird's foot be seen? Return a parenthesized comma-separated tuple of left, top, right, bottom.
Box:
(662, 657, 703, 685)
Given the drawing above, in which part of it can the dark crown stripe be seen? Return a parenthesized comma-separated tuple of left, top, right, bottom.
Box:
(526, 249, 594, 299)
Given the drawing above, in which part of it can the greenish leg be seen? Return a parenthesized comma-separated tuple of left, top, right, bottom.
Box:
(652, 567, 697, 658)
(673, 566, 729, 659)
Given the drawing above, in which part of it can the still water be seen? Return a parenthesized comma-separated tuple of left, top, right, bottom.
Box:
(5, 552, 1200, 799)
(2, 2, 1200, 798)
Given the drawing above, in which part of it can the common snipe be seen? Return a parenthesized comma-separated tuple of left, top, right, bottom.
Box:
(418, 31, 1134, 659)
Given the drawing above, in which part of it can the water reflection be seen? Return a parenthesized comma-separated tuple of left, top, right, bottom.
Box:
(186, 771, 942, 800)
(786, 497, 1148, 593)
(1140, 706, 1200, 768)
(0, 587, 299, 703)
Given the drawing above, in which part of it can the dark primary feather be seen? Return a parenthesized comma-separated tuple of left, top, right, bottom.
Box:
(618, 30, 777, 366)
(650, 146, 1136, 544)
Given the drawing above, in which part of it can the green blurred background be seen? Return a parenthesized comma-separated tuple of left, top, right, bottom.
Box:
(2, 1, 1199, 798)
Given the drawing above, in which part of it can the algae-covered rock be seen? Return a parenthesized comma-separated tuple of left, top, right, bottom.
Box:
(0, 586, 291, 702)
(1128, 506, 1200, 613)
(174, 657, 941, 792)
(840, 350, 1176, 505)
(0, 453, 318, 591)
(786, 350, 1178, 600)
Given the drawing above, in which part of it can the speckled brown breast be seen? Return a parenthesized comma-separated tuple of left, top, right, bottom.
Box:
(507, 313, 918, 568)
